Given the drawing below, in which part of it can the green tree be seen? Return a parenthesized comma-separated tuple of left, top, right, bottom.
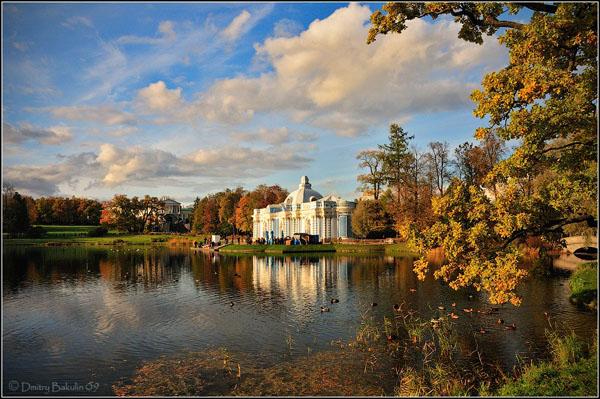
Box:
(379, 123, 414, 225)
(368, 2, 597, 305)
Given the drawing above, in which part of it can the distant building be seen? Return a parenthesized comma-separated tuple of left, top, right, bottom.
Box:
(252, 176, 356, 241)
(161, 198, 189, 232)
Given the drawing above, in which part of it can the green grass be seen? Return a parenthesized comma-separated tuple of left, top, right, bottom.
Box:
(333, 244, 386, 253)
(34, 225, 120, 238)
(3, 232, 211, 247)
(497, 331, 597, 396)
(569, 262, 597, 310)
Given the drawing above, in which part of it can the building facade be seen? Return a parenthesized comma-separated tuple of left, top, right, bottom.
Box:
(252, 176, 356, 241)
(161, 198, 191, 232)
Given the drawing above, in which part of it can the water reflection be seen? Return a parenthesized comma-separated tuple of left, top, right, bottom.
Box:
(3, 246, 597, 395)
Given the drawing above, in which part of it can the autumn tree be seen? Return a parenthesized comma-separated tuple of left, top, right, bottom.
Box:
(23, 195, 38, 225)
(453, 142, 480, 185)
(351, 199, 394, 238)
(426, 141, 451, 196)
(356, 149, 386, 200)
(368, 2, 598, 305)
(101, 195, 160, 233)
(218, 188, 245, 236)
(138, 196, 165, 232)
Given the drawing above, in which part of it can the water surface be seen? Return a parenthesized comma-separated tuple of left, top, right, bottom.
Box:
(3, 246, 596, 395)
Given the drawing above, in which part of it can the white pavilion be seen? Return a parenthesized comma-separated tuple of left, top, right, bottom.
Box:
(252, 176, 356, 241)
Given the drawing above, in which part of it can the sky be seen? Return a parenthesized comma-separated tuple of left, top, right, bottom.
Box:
(3, 2, 517, 205)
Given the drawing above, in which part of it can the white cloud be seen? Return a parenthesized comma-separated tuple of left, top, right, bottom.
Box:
(222, 10, 251, 42)
(221, 5, 274, 43)
(95, 142, 313, 186)
(3, 137, 314, 196)
(3, 122, 73, 145)
(49, 105, 137, 126)
(136, 81, 183, 112)
(117, 20, 177, 45)
(198, 3, 507, 136)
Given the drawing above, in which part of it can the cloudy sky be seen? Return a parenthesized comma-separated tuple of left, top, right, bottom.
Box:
(3, 2, 516, 204)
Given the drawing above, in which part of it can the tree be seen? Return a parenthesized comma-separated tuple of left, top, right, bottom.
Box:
(351, 199, 394, 238)
(2, 184, 31, 234)
(218, 188, 245, 236)
(368, 3, 598, 305)
(23, 195, 38, 225)
(453, 142, 479, 185)
(356, 150, 386, 200)
(139, 196, 165, 232)
(426, 141, 451, 196)
(379, 123, 414, 225)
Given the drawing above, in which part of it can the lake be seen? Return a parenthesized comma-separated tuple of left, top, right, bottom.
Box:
(3, 246, 597, 395)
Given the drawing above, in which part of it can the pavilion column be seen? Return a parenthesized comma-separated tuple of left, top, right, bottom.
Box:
(318, 217, 323, 238)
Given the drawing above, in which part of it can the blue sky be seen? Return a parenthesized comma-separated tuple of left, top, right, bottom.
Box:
(3, 2, 516, 204)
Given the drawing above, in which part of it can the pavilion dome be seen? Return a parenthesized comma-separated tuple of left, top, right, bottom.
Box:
(284, 176, 323, 205)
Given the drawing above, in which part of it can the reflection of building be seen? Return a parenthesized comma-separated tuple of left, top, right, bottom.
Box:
(252, 176, 356, 241)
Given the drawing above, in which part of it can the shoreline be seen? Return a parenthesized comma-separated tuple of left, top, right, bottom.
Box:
(2, 236, 417, 255)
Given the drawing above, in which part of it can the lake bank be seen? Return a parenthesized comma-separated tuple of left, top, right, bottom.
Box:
(218, 243, 415, 255)
(3, 233, 416, 255)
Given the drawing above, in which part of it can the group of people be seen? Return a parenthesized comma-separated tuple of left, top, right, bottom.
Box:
(192, 236, 246, 248)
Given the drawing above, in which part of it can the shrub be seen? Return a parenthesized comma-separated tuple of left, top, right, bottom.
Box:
(87, 226, 108, 237)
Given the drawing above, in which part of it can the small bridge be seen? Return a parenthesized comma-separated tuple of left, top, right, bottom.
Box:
(563, 235, 598, 255)
(553, 236, 598, 272)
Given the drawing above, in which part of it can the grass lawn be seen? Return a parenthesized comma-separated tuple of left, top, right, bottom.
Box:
(35, 225, 117, 237)
(568, 262, 597, 309)
(3, 228, 211, 247)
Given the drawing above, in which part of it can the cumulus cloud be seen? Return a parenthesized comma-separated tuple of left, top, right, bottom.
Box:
(3, 152, 99, 196)
(49, 105, 137, 126)
(117, 20, 177, 45)
(199, 3, 507, 136)
(136, 81, 183, 112)
(3, 122, 73, 145)
(3, 135, 314, 194)
(96, 142, 313, 186)
(272, 18, 303, 38)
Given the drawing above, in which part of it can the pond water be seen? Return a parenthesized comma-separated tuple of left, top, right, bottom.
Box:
(3, 246, 597, 395)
